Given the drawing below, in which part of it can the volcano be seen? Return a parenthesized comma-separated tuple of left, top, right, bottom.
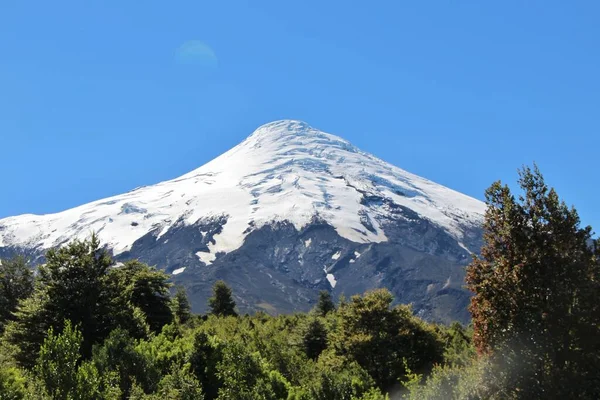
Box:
(0, 120, 485, 323)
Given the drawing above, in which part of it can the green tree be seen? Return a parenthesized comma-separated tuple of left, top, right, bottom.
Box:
(208, 281, 237, 317)
(34, 320, 82, 400)
(32, 320, 123, 400)
(2, 290, 51, 368)
(38, 236, 115, 358)
(466, 165, 600, 398)
(303, 356, 376, 400)
(74, 360, 106, 400)
(216, 341, 284, 400)
(0, 366, 28, 400)
(315, 290, 335, 317)
(334, 289, 443, 390)
(302, 318, 328, 360)
(172, 286, 192, 324)
(189, 332, 222, 400)
(109, 260, 173, 333)
(4, 236, 174, 369)
(442, 322, 475, 367)
(92, 328, 155, 397)
(4, 236, 114, 367)
(403, 358, 495, 400)
(158, 366, 205, 400)
(0, 256, 34, 332)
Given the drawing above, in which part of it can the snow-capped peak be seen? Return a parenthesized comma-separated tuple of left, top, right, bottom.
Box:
(0, 120, 486, 263)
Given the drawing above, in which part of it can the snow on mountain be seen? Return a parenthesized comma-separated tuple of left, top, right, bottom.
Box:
(0, 120, 485, 262)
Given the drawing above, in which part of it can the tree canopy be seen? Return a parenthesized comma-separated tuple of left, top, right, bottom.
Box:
(0, 256, 34, 333)
(465, 165, 600, 398)
(315, 290, 336, 316)
(1, 165, 599, 399)
(208, 280, 237, 317)
(3, 235, 174, 368)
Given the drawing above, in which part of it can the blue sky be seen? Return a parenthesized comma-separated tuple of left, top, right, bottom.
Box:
(1, 1, 599, 231)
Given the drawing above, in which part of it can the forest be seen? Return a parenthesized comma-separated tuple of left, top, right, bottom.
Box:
(0, 166, 598, 399)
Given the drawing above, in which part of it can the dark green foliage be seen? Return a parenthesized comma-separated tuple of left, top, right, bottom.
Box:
(92, 328, 154, 397)
(40, 236, 114, 357)
(0, 256, 34, 333)
(2, 289, 50, 368)
(4, 170, 598, 400)
(189, 332, 222, 400)
(302, 318, 328, 360)
(4, 236, 114, 367)
(0, 248, 450, 399)
(34, 320, 82, 400)
(208, 280, 237, 317)
(32, 320, 120, 399)
(134, 323, 190, 380)
(315, 290, 335, 316)
(466, 165, 600, 398)
(172, 285, 192, 324)
(109, 260, 173, 333)
(3, 236, 174, 369)
(333, 288, 444, 390)
(441, 322, 475, 367)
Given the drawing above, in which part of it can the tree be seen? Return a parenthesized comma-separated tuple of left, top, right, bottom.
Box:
(2, 289, 51, 369)
(34, 320, 82, 400)
(216, 341, 285, 400)
(39, 236, 115, 357)
(4, 236, 114, 367)
(466, 165, 600, 398)
(315, 290, 335, 317)
(108, 260, 173, 333)
(0, 366, 28, 400)
(441, 322, 475, 367)
(303, 356, 377, 400)
(302, 318, 328, 360)
(154, 365, 204, 400)
(91, 328, 154, 397)
(0, 256, 34, 332)
(190, 332, 222, 400)
(32, 320, 121, 400)
(4, 236, 174, 368)
(172, 286, 192, 324)
(208, 281, 237, 317)
(333, 289, 443, 390)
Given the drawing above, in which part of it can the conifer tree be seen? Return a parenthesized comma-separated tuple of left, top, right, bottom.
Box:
(0, 256, 34, 332)
(172, 285, 192, 324)
(302, 318, 328, 360)
(208, 280, 237, 317)
(466, 165, 600, 398)
(315, 290, 335, 316)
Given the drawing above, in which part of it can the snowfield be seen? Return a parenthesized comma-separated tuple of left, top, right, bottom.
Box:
(0, 120, 486, 261)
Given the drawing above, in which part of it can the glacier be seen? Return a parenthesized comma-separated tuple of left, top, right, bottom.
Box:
(0, 120, 485, 262)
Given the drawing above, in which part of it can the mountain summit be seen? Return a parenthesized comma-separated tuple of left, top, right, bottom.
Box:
(0, 120, 485, 322)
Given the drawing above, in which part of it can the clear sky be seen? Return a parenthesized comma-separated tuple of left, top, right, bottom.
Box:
(1, 1, 599, 232)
